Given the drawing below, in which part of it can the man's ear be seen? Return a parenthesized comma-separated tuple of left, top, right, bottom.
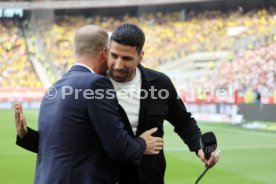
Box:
(139, 51, 144, 63)
(102, 47, 108, 61)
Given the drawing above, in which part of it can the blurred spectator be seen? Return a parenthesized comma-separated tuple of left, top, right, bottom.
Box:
(254, 88, 261, 104)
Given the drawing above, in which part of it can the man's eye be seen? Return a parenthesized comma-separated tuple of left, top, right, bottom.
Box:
(123, 57, 132, 61)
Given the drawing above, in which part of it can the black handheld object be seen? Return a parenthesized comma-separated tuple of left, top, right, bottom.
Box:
(195, 165, 211, 184)
(195, 132, 217, 184)
(200, 132, 217, 160)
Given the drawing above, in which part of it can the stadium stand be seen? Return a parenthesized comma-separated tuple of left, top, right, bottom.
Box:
(0, 0, 275, 105)
(35, 8, 276, 71)
(179, 42, 276, 103)
(0, 19, 41, 88)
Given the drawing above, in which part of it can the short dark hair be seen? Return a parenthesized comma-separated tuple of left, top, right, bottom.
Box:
(110, 23, 145, 53)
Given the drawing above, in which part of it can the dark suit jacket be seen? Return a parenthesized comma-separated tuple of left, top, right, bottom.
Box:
(17, 64, 201, 184)
(28, 65, 146, 184)
(133, 65, 201, 184)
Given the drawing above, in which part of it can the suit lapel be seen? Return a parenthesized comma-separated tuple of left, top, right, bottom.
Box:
(136, 65, 157, 136)
(136, 80, 148, 136)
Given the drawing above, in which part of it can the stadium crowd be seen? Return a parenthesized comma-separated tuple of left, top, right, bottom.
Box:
(37, 8, 276, 70)
(182, 42, 276, 103)
(0, 20, 41, 88)
(217, 43, 276, 95)
(1, 8, 276, 98)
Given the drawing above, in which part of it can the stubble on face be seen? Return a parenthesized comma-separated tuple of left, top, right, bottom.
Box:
(108, 41, 141, 82)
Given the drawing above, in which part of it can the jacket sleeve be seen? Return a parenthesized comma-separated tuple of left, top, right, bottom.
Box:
(87, 77, 146, 164)
(165, 76, 202, 153)
(16, 127, 39, 153)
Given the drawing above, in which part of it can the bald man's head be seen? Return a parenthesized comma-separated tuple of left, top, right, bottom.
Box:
(74, 25, 108, 59)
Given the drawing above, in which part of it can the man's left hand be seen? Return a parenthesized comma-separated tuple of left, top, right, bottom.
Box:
(197, 149, 219, 168)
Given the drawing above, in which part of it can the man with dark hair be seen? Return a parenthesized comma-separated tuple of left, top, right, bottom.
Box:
(15, 23, 218, 184)
(107, 23, 218, 184)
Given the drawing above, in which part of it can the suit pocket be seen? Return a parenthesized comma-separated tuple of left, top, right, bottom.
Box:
(140, 103, 168, 136)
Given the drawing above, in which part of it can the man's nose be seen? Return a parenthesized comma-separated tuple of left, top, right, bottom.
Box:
(114, 59, 124, 70)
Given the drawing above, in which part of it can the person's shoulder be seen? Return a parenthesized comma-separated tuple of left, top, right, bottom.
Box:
(87, 74, 111, 86)
(142, 66, 171, 81)
(67, 71, 111, 88)
(74, 71, 107, 82)
(89, 74, 113, 89)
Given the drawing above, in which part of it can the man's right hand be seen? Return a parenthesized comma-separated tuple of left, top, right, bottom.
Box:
(139, 127, 163, 155)
(14, 103, 27, 138)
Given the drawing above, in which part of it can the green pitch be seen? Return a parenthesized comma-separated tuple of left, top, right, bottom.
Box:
(1, 110, 276, 184)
